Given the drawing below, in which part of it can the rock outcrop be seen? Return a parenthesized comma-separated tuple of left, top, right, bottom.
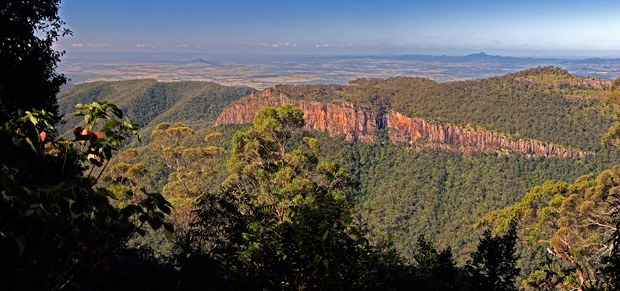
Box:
(216, 90, 381, 142)
(216, 90, 588, 158)
(386, 112, 585, 158)
(550, 77, 611, 90)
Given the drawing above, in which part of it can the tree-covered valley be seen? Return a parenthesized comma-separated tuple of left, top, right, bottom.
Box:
(40, 67, 620, 289)
(5, 3, 620, 289)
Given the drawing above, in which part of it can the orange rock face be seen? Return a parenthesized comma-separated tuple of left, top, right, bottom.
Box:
(216, 89, 380, 142)
(386, 112, 585, 158)
(216, 90, 587, 158)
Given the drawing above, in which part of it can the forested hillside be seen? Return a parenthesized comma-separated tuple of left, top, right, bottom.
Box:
(53, 68, 620, 287)
(57, 79, 254, 140)
(7, 2, 620, 289)
(269, 67, 611, 152)
(210, 67, 620, 264)
(315, 132, 620, 265)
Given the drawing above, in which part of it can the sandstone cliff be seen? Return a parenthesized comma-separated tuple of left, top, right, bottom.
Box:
(216, 90, 587, 158)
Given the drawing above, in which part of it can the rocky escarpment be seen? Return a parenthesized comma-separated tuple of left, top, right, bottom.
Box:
(387, 112, 585, 158)
(216, 90, 588, 158)
(216, 90, 381, 142)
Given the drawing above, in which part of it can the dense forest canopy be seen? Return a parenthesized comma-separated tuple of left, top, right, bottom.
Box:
(3, 2, 620, 287)
(6, 1, 620, 290)
(57, 79, 255, 141)
(54, 68, 620, 273)
(6, 64, 620, 289)
(268, 67, 611, 152)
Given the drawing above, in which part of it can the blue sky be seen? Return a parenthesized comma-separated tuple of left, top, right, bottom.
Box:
(56, 0, 620, 57)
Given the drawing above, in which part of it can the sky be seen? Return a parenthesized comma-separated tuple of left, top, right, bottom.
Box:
(56, 0, 620, 57)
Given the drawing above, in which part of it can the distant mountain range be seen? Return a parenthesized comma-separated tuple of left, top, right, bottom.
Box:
(395, 52, 535, 63)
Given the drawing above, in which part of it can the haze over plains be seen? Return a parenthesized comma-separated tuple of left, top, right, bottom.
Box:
(57, 0, 620, 58)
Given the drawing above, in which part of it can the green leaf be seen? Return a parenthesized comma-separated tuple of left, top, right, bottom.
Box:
(92, 102, 103, 110)
(24, 137, 38, 153)
(38, 182, 69, 193)
(98, 188, 117, 200)
(110, 107, 123, 119)
(28, 115, 37, 125)
(120, 205, 141, 217)
(15, 236, 26, 257)
(70, 201, 87, 217)
(147, 214, 163, 229)
(159, 204, 171, 215)
(102, 147, 112, 160)
(103, 120, 121, 129)
(93, 138, 107, 144)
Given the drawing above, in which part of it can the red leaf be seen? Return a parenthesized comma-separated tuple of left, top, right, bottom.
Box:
(88, 131, 104, 144)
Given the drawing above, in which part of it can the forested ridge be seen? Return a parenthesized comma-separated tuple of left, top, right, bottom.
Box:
(52, 68, 620, 286)
(268, 66, 611, 152)
(8, 70, 620, 289)
(57, 79, 254, 141)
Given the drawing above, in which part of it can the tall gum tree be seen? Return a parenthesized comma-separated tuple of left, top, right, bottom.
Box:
(223, 104, 405, 289)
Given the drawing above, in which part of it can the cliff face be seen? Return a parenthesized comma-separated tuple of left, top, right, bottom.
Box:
(550, 77, 611, 90)
(387, 112, 585, 158)
(216, 90, 587, 158)
(216, 90, 381, 142)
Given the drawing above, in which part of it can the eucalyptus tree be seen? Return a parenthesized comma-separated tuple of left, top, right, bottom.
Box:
(219, 104, 408, 289)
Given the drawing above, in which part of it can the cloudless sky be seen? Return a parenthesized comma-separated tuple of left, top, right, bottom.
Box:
(56, 0, 620, 57)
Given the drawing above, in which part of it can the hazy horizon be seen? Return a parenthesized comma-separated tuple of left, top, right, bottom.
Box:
(56, 0, 620, 58)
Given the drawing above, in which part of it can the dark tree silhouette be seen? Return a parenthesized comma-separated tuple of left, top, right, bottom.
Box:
(466, 224, 520, 291)
(411, 235, 461, 290)
(0, 0, 70, 126)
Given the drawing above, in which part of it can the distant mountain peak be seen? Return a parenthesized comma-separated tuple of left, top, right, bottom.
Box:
(466, 52, 496, 58)
(191, 58, 209, 64)
(460, 52, 507, 62)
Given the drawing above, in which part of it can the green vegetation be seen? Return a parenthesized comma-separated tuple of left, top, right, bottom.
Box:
(478, 166, 620, 289)
(4, 4, 620, 288)
(603, 76, 620, 147)
(314, 131, 620, 264)
(271, 67, 611, 151)
(219, 105, 401, 288)
(54, 69, 620, 285)
(0, 102, 170, 289)
(371, 68, 609, 152)
(57, 79, 254, 141)
(134, 105, 525, 290)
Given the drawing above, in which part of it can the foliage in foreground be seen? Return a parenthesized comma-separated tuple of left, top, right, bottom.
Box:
(0, 102, 170, 289)
(479, 164, 620, 289)
(1, 0, 70, 127)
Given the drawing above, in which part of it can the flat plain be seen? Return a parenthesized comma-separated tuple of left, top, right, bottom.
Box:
(59, 53, 620, 89)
